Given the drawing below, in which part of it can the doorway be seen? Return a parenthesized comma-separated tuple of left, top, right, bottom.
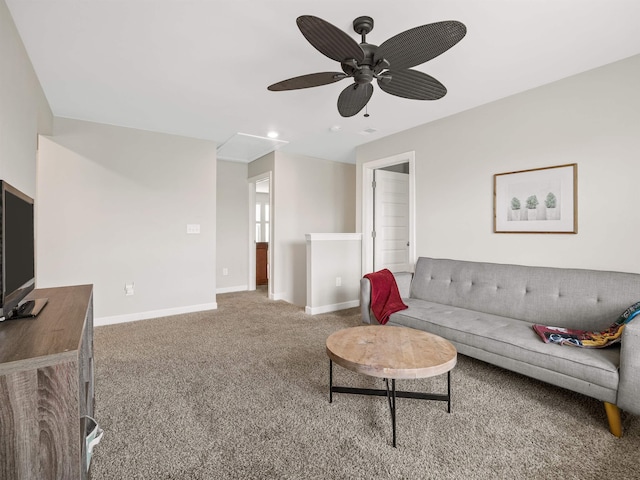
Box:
(248, 172, 273, 298)
(362, 152, 416, 275)
(374, 166, 411, 272)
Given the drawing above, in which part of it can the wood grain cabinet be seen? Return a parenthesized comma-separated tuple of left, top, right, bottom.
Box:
(0, 285, 96, 480)
(256, 242, 268, 286)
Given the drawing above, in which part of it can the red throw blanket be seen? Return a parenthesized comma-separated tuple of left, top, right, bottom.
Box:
(364, 269, 408, 325)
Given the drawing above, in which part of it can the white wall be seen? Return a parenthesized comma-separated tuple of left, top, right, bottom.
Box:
(37, 118, 217, 322)
(216, 160, 249, 292)
(0, 0, 52, 196)
(248, 151, 356, 306)
(273, 152, 356, 306)
(357, 54, 640, 275)
(306, 233, 362, 315)
(248, 153, 275, 180)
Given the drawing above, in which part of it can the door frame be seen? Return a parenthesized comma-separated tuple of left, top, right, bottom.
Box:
(361, 151, 416, 275)
(248, 172, 274, 298)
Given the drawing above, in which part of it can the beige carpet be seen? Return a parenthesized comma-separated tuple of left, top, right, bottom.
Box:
(91, 290, 640, 479)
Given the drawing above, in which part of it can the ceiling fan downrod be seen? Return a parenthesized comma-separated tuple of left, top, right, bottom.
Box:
(353, 16, 374, 42)
(349, 16, 391, 85)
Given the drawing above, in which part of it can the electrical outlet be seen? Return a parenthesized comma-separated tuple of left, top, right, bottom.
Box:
(336, 277, 342, 287)
(223, 268, 229, 276)
(125, 282, 134, 296)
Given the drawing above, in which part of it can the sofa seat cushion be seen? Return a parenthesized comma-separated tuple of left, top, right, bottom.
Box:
(388, 298, 620, 391)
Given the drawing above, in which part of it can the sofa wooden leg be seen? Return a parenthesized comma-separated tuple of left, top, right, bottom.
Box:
(604, 402, 622, 437)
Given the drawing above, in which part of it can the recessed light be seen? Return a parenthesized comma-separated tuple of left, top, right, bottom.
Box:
(267, 131, 279, 139)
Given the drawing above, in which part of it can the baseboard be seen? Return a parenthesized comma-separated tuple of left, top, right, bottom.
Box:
(95, 302, 218, 327)
(271, 292, 286, 301)
(305, 300, 359, 315)
(216, 285, 248, 294)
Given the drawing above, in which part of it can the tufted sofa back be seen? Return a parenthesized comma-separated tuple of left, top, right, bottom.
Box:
(410, 257, 640, 330)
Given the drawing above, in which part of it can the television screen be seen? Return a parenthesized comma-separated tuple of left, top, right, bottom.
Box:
(4, 188, 35, 294)
(1, 180, 41, 320)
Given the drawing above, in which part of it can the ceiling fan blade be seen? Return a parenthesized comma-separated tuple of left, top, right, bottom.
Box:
(268, 72, 347, 91)
(377, 69, 447, 100)
(375, 21, 466, 70)
(297, 15, 364, 63)
(337, 83, 373, 117)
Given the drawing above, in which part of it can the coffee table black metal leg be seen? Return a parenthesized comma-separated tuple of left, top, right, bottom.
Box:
(447, 371, 451, 413)
(329, 360, 333, 403)
(331, 371, 452, 448)
(385, 378, 397, 447)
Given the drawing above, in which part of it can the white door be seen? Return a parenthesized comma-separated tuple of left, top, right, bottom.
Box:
(373, 169, 410, 272)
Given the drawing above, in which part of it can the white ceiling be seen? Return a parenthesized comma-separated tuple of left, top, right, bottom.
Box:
(6, 0, 640, 164)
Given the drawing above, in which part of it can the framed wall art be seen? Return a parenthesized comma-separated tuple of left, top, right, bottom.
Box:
(494, 163, 577, 234)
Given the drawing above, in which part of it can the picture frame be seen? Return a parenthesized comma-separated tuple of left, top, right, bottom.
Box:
(494, 163, 577, 234)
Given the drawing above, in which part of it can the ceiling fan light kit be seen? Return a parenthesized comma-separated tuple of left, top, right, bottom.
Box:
(268, 15, 466, 117)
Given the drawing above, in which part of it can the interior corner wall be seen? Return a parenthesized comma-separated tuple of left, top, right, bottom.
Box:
(273, 151, 356, 306)
(248, 152, 276, 180)
(216, 160, 249, 292)
(36, 118, 217, 321)
(356, 54, 640, 275)
(0, 0, 53, 196)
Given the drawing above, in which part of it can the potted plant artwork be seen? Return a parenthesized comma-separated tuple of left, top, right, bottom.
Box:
(526, 195, 539, 221)
(545, 192, 557, 220)
(510, 197, 521, 221)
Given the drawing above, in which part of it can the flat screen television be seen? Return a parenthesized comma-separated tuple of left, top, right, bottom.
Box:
(0, 180, 47, 321)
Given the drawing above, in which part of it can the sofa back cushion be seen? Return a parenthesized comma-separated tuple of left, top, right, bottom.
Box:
(410, 257, 640, 330)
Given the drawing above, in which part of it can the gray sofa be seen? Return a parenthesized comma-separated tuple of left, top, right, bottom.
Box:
(360, 257, 640, 436)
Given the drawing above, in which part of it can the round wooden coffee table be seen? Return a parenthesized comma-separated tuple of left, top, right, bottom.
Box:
(326, 325, 457, 447)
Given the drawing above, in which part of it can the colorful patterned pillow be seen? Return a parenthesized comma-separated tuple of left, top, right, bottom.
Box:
(532, 301, 640, 348)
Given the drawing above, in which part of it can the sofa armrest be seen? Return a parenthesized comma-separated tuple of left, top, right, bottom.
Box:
(360, 271, 413, 324)
(360, 278, 375, 324)
(617, 320, 640, 415)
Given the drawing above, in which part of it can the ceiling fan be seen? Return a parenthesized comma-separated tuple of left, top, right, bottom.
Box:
(268, 15, 467, 117)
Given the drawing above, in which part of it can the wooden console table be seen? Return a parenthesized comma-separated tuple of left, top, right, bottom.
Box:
(0, 285, 95, 480)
